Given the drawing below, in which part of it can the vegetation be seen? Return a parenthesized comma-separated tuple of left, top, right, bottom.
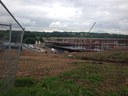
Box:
(0, 30, 21, 42)
(14, 77, 37, 87)
(23, 31, 128, 44)
(3, 61, 128, 96)
(23, 31, 128, 39)
(0, 80, 4, 87)
(1, 30, 128, 44)
(24, 37, 36, 44)
(72, 48, 128, 63)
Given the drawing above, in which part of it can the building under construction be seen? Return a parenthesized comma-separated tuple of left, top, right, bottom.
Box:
(45, 37, 128, 52)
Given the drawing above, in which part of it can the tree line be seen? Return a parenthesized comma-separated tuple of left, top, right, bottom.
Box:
(0, 30, 128, 44)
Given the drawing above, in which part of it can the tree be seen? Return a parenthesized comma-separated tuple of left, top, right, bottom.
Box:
(24, 37, 35, 44)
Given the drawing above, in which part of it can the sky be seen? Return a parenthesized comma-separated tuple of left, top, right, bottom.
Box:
(0, 0, 128, 34)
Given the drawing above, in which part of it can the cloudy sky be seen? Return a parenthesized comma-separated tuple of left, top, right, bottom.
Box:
(0, 0, 128, 34)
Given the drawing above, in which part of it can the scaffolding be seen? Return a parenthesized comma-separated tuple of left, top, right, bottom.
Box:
(0, 0, 24, 95)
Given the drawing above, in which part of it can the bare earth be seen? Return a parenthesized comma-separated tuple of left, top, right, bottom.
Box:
(17, 50, 82, 80)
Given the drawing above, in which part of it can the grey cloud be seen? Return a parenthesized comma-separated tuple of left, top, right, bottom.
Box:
(0, 0, 128, 34)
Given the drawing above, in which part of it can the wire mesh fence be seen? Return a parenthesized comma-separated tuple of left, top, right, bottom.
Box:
(0, 1, 24, 95)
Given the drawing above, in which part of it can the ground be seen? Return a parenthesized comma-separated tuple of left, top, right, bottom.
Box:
(17, 50, 82, 80)
(0, 49, 128, 96)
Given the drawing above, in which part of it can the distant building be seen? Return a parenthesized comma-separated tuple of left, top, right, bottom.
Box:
(45, 37, 128, 51)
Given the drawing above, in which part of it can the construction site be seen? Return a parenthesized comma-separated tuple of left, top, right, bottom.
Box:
(45, 37, 128, 52)
(0, 0, 128, 96)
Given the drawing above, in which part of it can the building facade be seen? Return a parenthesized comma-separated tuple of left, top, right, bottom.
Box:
(46, 38, 128, 51)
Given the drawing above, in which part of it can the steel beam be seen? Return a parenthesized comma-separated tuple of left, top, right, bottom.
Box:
(0, 24, 10, 26)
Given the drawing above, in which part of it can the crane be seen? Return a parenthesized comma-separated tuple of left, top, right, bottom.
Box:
(88, 22, 96, 33)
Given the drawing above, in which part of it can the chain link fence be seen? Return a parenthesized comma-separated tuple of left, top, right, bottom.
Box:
(0, 1, 24, 95)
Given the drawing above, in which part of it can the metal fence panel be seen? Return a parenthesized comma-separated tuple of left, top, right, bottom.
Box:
(0, 0, 24, 95)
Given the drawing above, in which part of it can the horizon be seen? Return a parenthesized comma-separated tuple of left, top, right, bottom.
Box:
(22, 30, 128, 35)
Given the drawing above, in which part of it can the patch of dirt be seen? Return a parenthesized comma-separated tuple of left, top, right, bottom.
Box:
(17, 50, 82, 80)
(0, 49, 19, 79)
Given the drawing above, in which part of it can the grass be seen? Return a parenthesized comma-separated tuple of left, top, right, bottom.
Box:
(119, 88, 128, 96)
(72, 48, 128, 63)
(0, 80, 4, 87)
(2, 61, 128, 96)
(4, 77, 98, 96)
(14, 77, 37, 87)
(86, 73, 103, 84)
(1, 48, 128, 96)
(63, 62, 128, 95)
(105, 91, 120, 96)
